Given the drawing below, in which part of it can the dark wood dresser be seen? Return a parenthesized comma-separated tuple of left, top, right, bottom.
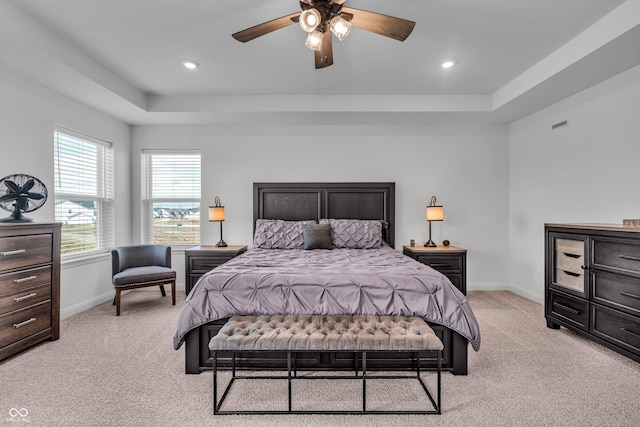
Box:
(184, 245, 247, 295)
(545, 223, 640, 362)
(403, 245, 467, 294)
(0, 222, 61, 361)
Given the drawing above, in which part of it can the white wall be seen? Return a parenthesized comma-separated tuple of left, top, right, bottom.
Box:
(0, 66, 132, 318)
(509, 64, 640, 302)
(132, 123, 510, 289)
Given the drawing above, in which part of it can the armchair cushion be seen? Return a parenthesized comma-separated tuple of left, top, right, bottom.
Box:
(112, 266, 176, 288)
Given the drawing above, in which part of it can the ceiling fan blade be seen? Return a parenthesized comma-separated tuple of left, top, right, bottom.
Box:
(232, 12, 301, 43)
(315, 31, 333, 69)
(341, 7, 415, 41)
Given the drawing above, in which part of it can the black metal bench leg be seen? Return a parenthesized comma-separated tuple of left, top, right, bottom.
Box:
(287, 351, 292, 413)
(362, 351, 367, 413)
(212, 352, 218, 414)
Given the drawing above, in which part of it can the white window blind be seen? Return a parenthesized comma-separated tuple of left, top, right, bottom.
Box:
(54, 127, 114, 256)
(142, 150, 201, 245)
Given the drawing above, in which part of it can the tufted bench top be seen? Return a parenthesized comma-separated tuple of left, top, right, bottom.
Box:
(208, 315, 444, 352)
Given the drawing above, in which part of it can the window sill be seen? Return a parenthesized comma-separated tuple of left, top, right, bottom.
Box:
(61, 251, 111, 269)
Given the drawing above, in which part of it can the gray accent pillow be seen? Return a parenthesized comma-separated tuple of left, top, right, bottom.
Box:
(253, 219, 316, 249)
(302, 223, 332, 250)
(319, 219, 383, 249)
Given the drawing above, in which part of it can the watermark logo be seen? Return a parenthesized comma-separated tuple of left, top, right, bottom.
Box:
(6, 408, 30, 423)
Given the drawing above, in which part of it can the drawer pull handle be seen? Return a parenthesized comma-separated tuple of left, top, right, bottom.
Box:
(1, 249, 26, 256)
(562, 270, 581, 278)
(620, 291, 640, 301)
(13, 317, 36, 329)
(14, 275, 37, 284)
(14, 293, 37, 303)
(563, 253, 581, 259)
(200, 264, 217, 268)
(428, 263, 450, 268)
(619, 255, 640, 262)
(621, 328, 640, 339)
(553, 302, 580, 315)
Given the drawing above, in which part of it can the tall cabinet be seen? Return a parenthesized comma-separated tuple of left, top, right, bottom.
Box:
(545, 223, 640, 362)
(0, 222, 61, 361)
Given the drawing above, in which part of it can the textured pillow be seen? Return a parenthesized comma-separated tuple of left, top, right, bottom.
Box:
(253, 219, 316, 249)
(301, 223, 332, 250)
(319, 219, 382, 249)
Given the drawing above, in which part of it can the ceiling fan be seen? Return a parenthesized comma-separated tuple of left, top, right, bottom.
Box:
(232, 0, 416, 69)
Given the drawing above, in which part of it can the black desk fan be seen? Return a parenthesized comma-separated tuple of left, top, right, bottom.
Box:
(0, 174, 48, 222)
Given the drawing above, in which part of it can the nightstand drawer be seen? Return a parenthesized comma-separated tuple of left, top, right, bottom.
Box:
(189, 256, 234, 273)
(548, 290, 588, 331)
(591, 303, 640, 354)
(415, 255, 461, 273)
(0, 234, 52, 271)
(0, 301, 51, 347)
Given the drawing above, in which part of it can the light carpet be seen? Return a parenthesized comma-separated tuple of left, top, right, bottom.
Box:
(1, 289, 639, 426)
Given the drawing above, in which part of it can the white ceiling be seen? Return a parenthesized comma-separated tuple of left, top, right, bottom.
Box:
(1, 0, 639, 125)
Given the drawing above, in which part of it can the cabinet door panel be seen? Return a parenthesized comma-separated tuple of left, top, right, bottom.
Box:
(549, 233, 588, 298)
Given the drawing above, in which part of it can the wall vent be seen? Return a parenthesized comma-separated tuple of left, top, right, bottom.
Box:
(551, 120, 568, 130)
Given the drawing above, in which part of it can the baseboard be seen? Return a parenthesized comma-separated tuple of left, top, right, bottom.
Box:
(61, 291, 114, 320)
(467, 283, 543, 304)
(60, 282, 187, 320)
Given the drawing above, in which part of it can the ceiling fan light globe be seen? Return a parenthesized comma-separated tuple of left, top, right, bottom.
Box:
(305, 30, 323, 51)
(300, 9, 321, 32)
(330, 15, 351, 41)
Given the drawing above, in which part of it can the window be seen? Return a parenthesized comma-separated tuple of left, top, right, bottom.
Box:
(142, 150, 201, 246)
(54, 128, 114, 256)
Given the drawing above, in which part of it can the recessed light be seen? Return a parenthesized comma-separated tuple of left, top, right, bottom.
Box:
(182, 60, 199, 70)
(441, 60, 455, 69)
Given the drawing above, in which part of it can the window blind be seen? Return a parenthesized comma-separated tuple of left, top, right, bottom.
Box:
(141, 150, 201, 245)
(54, 128, 114, 256)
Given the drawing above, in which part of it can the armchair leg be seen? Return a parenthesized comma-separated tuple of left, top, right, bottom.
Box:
(115, 289, 121, 316)
(171, 280, 176, 305)
(160, 284, 166, 297)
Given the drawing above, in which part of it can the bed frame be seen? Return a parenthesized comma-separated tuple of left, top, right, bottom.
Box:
(184, 182, 468, 375)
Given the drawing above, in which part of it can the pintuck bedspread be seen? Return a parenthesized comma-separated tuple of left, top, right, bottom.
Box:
(173, 246, 481, 351)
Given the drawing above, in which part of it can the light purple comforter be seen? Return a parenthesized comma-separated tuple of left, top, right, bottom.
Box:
(173, 246, 481, 351)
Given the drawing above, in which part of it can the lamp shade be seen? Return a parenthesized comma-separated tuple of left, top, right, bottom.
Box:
(305, 30, 323, 51)
(209, 206, 224, 221)
(330, 15, 351, 41)
(426, 205, 444, 221)
(209, 196, 225, 221)
(300, 8, 321, 32)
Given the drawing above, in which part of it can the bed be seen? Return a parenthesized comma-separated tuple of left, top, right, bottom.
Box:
(174, 182, 480, 375)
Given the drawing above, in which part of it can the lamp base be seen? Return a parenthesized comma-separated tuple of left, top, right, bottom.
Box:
(424, 239, 437, 247)
(215, 240, 228, 248)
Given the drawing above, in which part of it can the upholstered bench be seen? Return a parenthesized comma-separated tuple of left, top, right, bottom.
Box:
(209, 314, 443, 415)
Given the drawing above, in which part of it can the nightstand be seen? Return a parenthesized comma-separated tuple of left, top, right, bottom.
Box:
(184, 245, 247, 295)
(403, 245, 467, 294)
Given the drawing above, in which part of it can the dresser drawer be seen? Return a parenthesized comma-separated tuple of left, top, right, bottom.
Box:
(0, 283, 51, 315)
(547, 290, 588, 331)
(593, 238, 640, 275)
(0, 301, 51, 347)
(0, 266, 51, 296)
(415, 255, 462, 273)
(0, 234, 52, 271)
(592, 270, 640, 316)
(591, 304, 640, 354)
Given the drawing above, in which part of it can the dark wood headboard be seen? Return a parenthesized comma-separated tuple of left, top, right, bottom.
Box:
(253, 182, 395, 247)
